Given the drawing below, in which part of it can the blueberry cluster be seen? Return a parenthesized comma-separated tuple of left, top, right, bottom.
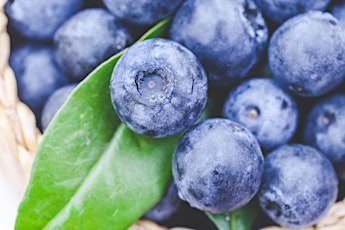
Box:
(6, 0, 179, 130)
(6, 0, 345, 228)
(168, 1, 344, 228)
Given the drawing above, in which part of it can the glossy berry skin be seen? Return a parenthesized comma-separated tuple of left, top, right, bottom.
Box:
(41, 84, 77, 132)
(5, 0, 83, 41)
(304, 94, 345, 180)
(255, 0, 330, 24)
(223, 78, 298, 150)
(259, 144, 338, 228)
(172, 118, 264, 213)
(143, 182, 181, 223)
(170, 0, 268, 86)
(9, 44, 69, 120)
(102, 0, 183, 26)
(110, 38, 208, 138)
(269, 11, 345, 97)
(54, 8, 133, 82)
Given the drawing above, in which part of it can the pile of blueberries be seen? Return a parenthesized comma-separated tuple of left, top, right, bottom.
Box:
(6, 0, 345, 229)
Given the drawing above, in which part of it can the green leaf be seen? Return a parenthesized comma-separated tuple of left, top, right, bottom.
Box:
(206, 199, 260, 230)
(15, 18, 174, 230)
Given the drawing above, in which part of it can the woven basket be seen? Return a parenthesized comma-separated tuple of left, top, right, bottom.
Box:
(1, 1, 345, 229)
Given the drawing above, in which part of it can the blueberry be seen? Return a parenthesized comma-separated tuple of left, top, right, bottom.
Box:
(102, 0, 183, 26)
(304, 94, 345, 180)
(331, 1, 345, 28)
(255, 0, 330, 24)
(41, 84, 77, 132)
(269, 11, 345, 97)
(9, 44, 69, 121)
(170, 0, 268, 86)
(110, 38, 208, 138)
(142, 182, 181, 223)
(172, 118, 264, 213)
(54, 8, 133, 82)
(5, 0, 83, 41)
(223, 78, 298, 150)
(259, 144, 338, 228)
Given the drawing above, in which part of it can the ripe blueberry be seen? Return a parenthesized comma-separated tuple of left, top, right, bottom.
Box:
(172, 118, 264, 213)
(259, 144, 338, 228)
(304, 93, 345, 180)
(222, 78, 298, 150)
(9, 44, 69, 121)
(5, 0, 83, 41)
(54, 8, 133, 82)
(170, 0, 268, 86)
(269, 11, 345, 97)
(110, 38, 208, 138)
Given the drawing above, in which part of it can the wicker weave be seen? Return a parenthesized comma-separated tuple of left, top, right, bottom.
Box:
(0, 0, 41, 198)
(261, 199, 345, 230)
(1, 1, 345, 229)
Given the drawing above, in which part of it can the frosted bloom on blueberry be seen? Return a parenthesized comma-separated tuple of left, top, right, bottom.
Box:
(269, 11, 345, 97)
(9, 44, 69, 121)
(54, 8, 133, 82)
(5, 0, 83, 41)
(170, 0, 268, 86)
(255, 0, 330, 24)
(173, 118, 264, 213)
(259, 144, 338, 228)
(223, 78, 298, 150)
(304, 94, 345, 180)
(110, 38, 208, 138)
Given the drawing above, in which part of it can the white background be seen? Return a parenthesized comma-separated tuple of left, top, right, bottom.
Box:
(0, 171, 20, 230)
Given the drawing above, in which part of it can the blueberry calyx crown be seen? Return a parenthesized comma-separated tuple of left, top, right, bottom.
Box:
(134, 68, 173, 100)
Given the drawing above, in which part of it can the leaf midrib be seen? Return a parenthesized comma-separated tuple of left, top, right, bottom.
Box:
(42, 125, 124, 229)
